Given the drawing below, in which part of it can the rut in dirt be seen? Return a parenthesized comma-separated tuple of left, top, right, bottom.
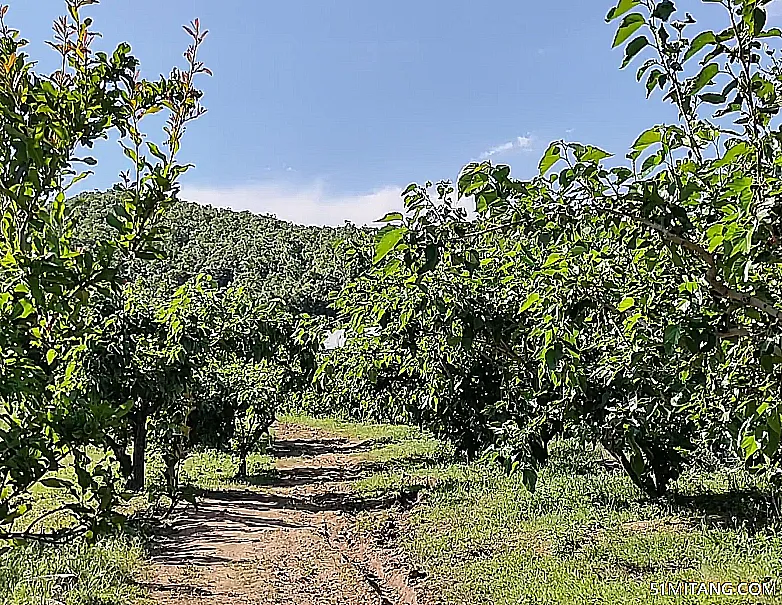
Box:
(142, 423, 423, 605)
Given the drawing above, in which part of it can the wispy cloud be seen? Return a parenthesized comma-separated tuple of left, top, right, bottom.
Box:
(181, 182, 404, 227)
(479, 136, 534, 160)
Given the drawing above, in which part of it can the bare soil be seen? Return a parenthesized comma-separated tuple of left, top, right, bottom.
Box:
(142, 422, 424, 605)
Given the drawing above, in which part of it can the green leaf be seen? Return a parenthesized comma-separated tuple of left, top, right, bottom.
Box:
(579, 145, 613, 162)
(373, 228, 406, 264)
(143, 105, 163, 117)
(18, 299, 34, 319)
(613, 14, 646, 48)
(651, 1, 675, 22)
(741, 434, 760, 458)
(377, 212, 403, 223)
(543, 253, 563, 267)
(383, 259, 401, 276)
(632, 128, 661, 152)
(539, 143, 561, 175)
(664, 324, 682, 354)
(107, 214, 126, 231)
(46, 349, 57, 365)
(544, 348, 559, 370)
(40, 478, 70, 489)
(636, 58, 656, 81)
(713, 141, 751, 168)
(684, 31, 716, 62)
(708, 234, 724, 252)
(690, 63, 719, 94)
(621, 36, 649, 69)
(420, 243, 440, 274)
(121, 145, 138, 163)
(520, 293, 541, 313)
(606, 0, 640, 22)
(679, 281, 699, 293)
(617, 297, 635, 312)
(726, 175, 752, 196)
(750, 7, 767, 37)
(75, 466, 92, 490)
(699, 93, 725, 104)
(641, 149, 664, 173)
(770, 413, 782, 435)
(146, 141, 167, 162)
(645, 69, 665, 97)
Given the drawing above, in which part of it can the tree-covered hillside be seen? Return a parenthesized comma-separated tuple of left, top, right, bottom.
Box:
(72, 190, 369, 316)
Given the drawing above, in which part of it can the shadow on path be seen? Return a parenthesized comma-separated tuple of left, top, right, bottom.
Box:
(244, 463, 385, 488)
(151, 437, 399, 568)
(145, 425, 424, 605)
(272, 437, 378, 458)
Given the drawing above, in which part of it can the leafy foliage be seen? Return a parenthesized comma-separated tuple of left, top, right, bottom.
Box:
(72, 192, 366, 316)
(0, 0, 208, 541)
(7, 0, 782, 556)
(328, 0, 782, 498)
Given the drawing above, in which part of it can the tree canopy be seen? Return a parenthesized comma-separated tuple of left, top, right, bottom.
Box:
(5, 0, 782, 548)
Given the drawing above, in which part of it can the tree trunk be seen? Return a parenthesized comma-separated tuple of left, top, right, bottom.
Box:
(106, 435, 133, 480)
(238, 451, 248, 478)
(129, 414, 147, 491)
(165, 455, 177, 496)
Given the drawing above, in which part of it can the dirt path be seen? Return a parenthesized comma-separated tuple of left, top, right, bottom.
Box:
(144, 423, 422, 605)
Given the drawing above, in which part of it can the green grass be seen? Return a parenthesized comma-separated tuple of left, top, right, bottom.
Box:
(278, 412, 426, 443)
(6, 415, 782, 605)
(0, 536, 146, 605)
(1, 452, 164, 605)
(347, 435, 782, 605)
(402, 474, 782, 604)
(0, 446, 276, 605)
(179, 450, 274, 490)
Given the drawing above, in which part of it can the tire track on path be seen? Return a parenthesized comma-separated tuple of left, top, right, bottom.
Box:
(143, 422, 421, 605)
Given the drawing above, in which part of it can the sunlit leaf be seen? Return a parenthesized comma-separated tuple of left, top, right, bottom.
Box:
(539, 143, 561, 175)
(373, 228, 407, 264)
(613, 14, 646, 48)
(606, 0, 640, 22)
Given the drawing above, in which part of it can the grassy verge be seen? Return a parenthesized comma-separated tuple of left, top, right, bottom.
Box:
(338, 423, 782, 605)
(0, 450, 156, 605)
(278, 413, 447, 466)
(277, 412, 426, 443)
(0, 536, 146, 605)
(178, 450, 274, 491)
(5, 415, 780, 605)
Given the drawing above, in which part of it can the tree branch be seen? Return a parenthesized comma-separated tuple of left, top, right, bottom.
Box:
(604, 206, 782, 322)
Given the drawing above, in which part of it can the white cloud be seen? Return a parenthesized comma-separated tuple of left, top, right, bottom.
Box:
(479, 136, 534, 160)
(181, 182, 404, 227)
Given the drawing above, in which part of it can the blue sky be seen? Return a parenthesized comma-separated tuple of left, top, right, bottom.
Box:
(9, 0, 782, 224)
